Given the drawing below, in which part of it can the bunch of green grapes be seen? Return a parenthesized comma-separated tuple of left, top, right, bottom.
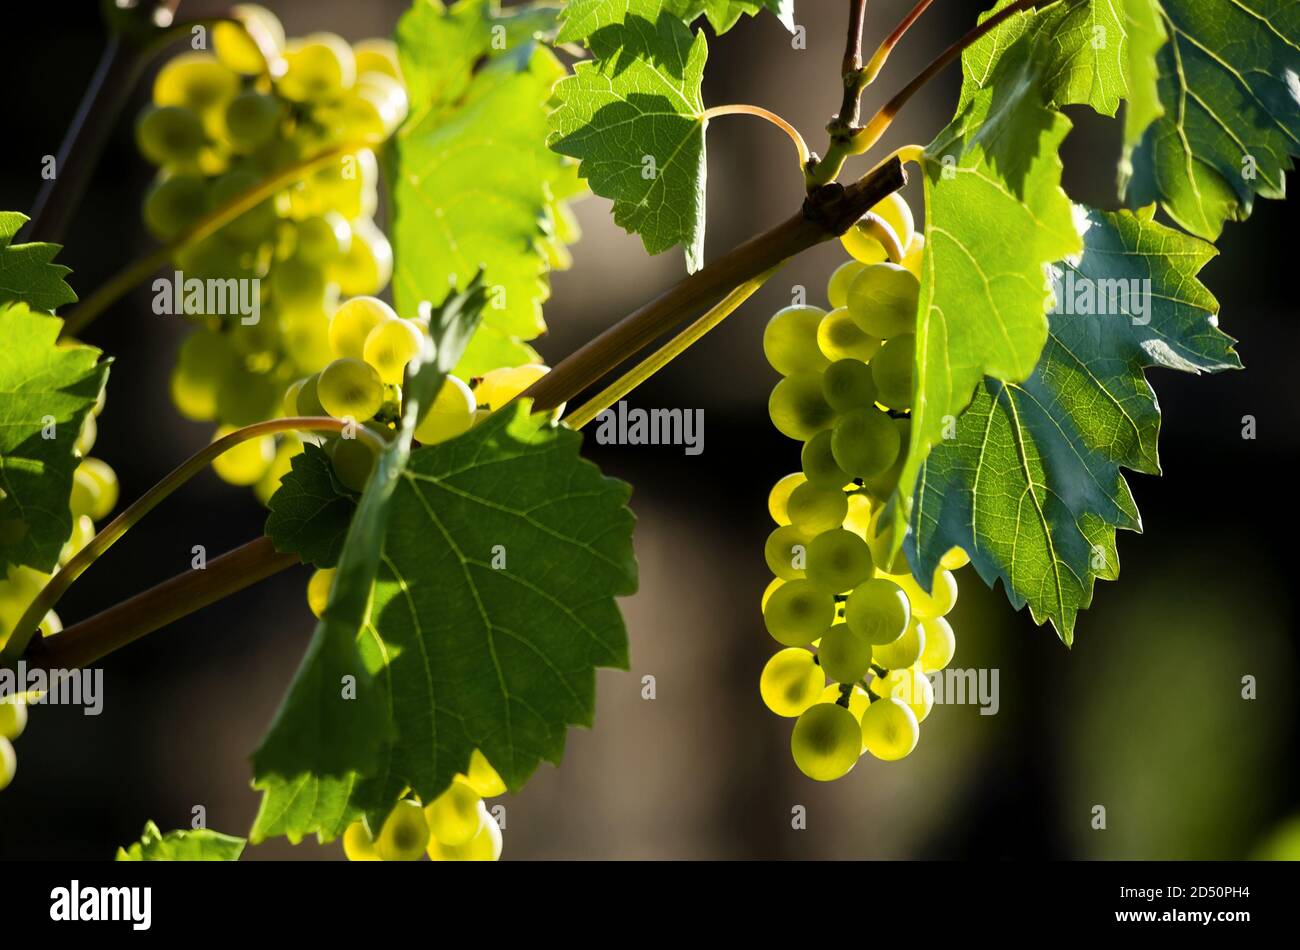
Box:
(0, 389, 118, 792)
(758, 192, 969, 781)
(340, 750, 507, 861)
(135, 4, 408, 488)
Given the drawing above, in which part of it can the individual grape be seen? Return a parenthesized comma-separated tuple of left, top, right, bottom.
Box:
(767, 472, 805, 524)
(860, 696, 919, 761)
(143, 174, 211, 241)
(883, 567, 958, 619)
(816, 306, 881, 363)
(940, 546, 970, 570)
(325, 74, 409, 144)
(317, 358, 384, 420)
(354, 39, 402, 81)
(821, 358, 878, 412)
(309, 149, 378, 218)
(819, 683, 871, 723)
(901, 233, 924, 280)
(476, 364, 550, 412)
(763, 580, 834, 647)
(464, 749, 506, 798)
(269, 257, 328, 315)
(842, 193, 915, 262)
(0, 736, 14, 792)
(40, 610, 63, 637)
(295, 373, 328, 418)
(295, 213, 352, 266)
(333, 217, 391, 295)
(77, 458, 118, 521)
(769, 373, 835, 441)
(917, 616, 956, 673)
(135, 106, 207, 167)
(0, 697, 26, 741)
(413, 374, 476, 444)
(831, 407, 899, 478)
(216, 367, 280, 427)
(805, 528, 873, 593)
(847, 263, 919, 339)
(211, 426, 276, 485)
(860, 417, 910, 500)
(424, 777, 485, 846)
(222, 91, 282, 152)
(342, 820, 380, 861)
(871, 666, 934, 722)
(153, 53, 240, 118)
(790, 703, 860, 781)
(816, 623, 874, 683)
(255, 434, 301, 505)
(843, 493, 874, 538)
(844, 578, 910, 645)
(873, 617, 925, 669)
(427, 812, 502, 861)
(169, 336, 229, 421)
(375, 799, 429, 861)
(764, 524, 810, 580)
(760, 577, 784, 611)
(209, 167, 280, 245)
(785, 481, 848, 534)
(279, 33, 357, 102)
(68, 467, 100, 520)
(826, 260, 865, 309)
(760, 648, 824, 717)
(306, 567, 335, 619)
(800, 430, 849, 489)
(61, 515, 95, 564)
(363, 318, 423, 385)
(840, 222, 888, 265)
(871, 333, 915, 411)
(763, 306, 829, 375)
(329, 296, 397, 359)
(331, 436, 377, 492)
(75, 413, 97, 457)
(213, 4, 286, 75)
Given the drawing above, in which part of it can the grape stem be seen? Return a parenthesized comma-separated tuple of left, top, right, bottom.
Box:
(700, 104, 810, 168)
(862, 0, 937, 87)
(520, 156, 907, 412)
(60, 140, 369, 337)
(0, 417, 381, 664)
(22, 0, 182, 244)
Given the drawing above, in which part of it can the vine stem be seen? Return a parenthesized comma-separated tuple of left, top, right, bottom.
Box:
(564, 266, 781, 430)
(24, 537, 298, 671)
(521, 156, 907, 412)
(0, 417, 381, 664)
(60, 140, 366, 337)
(701, 104, 810, 167)
(862, 0, 937, 86)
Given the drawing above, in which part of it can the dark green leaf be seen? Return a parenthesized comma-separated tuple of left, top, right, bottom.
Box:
(115, 821, 245, 861)
(0, 212, 77, 313)
(264, 444, 356, 569)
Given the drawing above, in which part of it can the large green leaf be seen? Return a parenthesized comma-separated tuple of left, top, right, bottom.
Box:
(550, 0, 709, 271)
(1120, 0, 1167, 159)
(0, 304, 109, 579)
(1122, 0, 1300, 239)
(115, 822, 245, 861)
(562, 0, 793, 36)
(906, 206, 1239, 642)
(250, 773, 360, 844)
(393, 0, 577, 377)
(0, 212, 76, 313)
(891, 19, 1083, 550)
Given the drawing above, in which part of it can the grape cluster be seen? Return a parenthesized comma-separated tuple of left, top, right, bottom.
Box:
(758, 193, 968, 781)
(135, 4, 408, 483)
(0, 388, 117, 792)
(341, 751, 507, 861)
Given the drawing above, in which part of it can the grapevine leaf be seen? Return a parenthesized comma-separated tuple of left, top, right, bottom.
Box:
(563, 0, 793, 37)
(249, 773, 360, 845)
(251, 278, 487, 787)
(1121, 0, 1300, 239)
(891, 22, 1083, 552)
(1120, 0, 1166, 159)
(906, 206, 1240, 642)
(115, 821, 245, 861)
(0, 304, 109, 579)
(360, 400, 637, 802)
(0, 212, 77, 313)
(550, 0, 710, 271)
(393, 0, 578, 377)
(264, 444, 357, 569)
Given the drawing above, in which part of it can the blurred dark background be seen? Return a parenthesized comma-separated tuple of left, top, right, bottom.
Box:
(0, 0, 1296, 860)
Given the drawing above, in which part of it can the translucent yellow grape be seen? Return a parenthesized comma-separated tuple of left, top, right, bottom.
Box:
(354, 39, 402, 81)
(68, 467, 100, 520)
(791, 702, 860, 781)
(764, 524, 810, 580)
(153, 53, 240, 117)
(840, 224, 888, 265)
(427, 812, 502, 861)
(817, 307, 882, 363)
(61, 515, 95, 565)
(424, 778, 485, 846)
(306, 568, 335, 619)
(882, 568, 958, 619)
(213, 4, 285, 75)
(333, 217, 393, 295)
(873, 617, 925, 670)
(361, 318, 423, 385)
(464, 749, 506, 798)
(901, 234, 924, 279)
(760, 576, 785, 612)
(279, 33, 357, 102)
(763, 306, 829, 375)
(817, 623, 874, 683)
(413, 374, 476, 444)
(843, 192, 915, 261)
(342, 820, 380, 861)
(826, 260, 865, 309)
(317, 358, 384, 421)
(860, 696, 919, 760)
(375, 799, 429, 861)
(760, 648, 824, 717)
(211, 426, 275, 485)
(940, 546, 970, 570)
(767, 472, 805, 525)
(847, 263, 920, 339)
(0, 697, 26, 741)
(843, 493, 874, 539)
(0, 737, 14, 792)
(870, 666, 934, 722)
(77, 458, 118, 521)
(476, 364, 550, 412)
(763, 579, 834, 647)
(917, 616, 956, 673)
(844, 577, 910, 645)
(785, 481, 847, 534)
(819, 683, 871, 750)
